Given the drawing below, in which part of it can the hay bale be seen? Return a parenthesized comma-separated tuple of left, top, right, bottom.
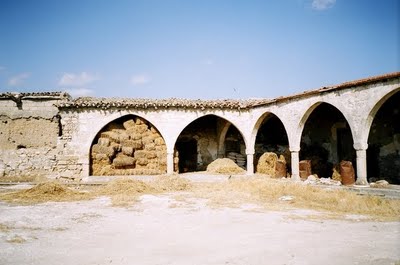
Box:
(256, 152, 278, 176)
(123, 119, 136, 129)
(97, 137, 110, 147)
(145, 151, 157, 159)
(206, 158, 245, 174)
(92, 144, 115, 157)
(94, 153, 110, 162)
(121, 139, 143, 149)
(134, 150, 147, 159)
(113, 155, 136, 168)
(136, 158, 148, 166)
(154, 137, 165, 146)
(128, 132, 142, 140)
(150, 126, 159, 134)
(122, 146, 134, 156)
(110, 143, 122, 152)
(135, 124, 148, 134)
(145, 142, 156, 151)
(135, 117, 146, 125)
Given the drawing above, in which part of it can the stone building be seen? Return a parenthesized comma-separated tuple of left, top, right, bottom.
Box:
(0, 72, 399, 185)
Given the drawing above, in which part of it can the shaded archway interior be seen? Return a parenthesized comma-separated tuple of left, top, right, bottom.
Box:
(255, 114, 290, 174)
(90, 115, 167, 176)
(174, 115, 246, 173)
(367, 91, 400, 184)
(300, 103, 355, 178)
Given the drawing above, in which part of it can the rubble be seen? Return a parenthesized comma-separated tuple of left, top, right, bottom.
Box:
(370, 180, 390, 188)
(303, 175, 341, 186)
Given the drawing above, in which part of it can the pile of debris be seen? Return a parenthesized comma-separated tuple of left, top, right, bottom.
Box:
(256, 152, 287, 178)
(226, 152, 246, 168)
(91, 117, 168, 176)
(303, 175, 341, 186)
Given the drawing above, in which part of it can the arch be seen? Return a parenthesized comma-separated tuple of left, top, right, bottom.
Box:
(250, 111, 290, 152)
(172, 113, 248, 150)
(365, 87, 400, 138)
(251, 112, 290, 176)
(84, 111, 167, 158)
(366, 89, 400, 184)
(298, 102, 356, 179)
(174, 114, 247, 173)
(89, 114, 167, 176)
(296, 101, 356, 149)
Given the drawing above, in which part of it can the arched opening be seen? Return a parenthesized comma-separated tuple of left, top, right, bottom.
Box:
(367, 91, 400, 184)
(300, 103, 355, 179)
(254, 113, 290, 176)
(90, 115, 167, 176)
(174, 115, 246, 173)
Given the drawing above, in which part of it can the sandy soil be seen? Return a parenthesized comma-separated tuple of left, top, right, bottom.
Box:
(0, 192, 399, 265)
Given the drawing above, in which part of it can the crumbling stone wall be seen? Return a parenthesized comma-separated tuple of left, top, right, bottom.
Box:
(90, 115, 167, 175)
(0, 93, 68, 179)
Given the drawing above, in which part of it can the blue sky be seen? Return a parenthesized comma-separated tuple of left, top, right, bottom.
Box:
(0, 0, 399, 99)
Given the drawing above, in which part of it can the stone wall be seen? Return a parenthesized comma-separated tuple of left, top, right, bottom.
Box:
(0, 93, 68, 179)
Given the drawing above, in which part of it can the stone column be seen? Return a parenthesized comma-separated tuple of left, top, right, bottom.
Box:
(246, 153, 254, 175)
(290, 150, 300, 181)
(167, 152, 174, 175)
(355, 149, 368, 186)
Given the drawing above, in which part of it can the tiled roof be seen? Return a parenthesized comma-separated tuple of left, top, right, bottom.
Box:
(0, 91, 71, 99)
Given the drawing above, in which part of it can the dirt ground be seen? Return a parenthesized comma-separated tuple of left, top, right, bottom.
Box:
(0, 183, 399, 265)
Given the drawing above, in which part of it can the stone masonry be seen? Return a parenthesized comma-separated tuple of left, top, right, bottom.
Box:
(0, 72, 399, 184)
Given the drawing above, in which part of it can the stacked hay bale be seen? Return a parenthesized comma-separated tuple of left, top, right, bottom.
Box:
(91, 117, 167, 176)
(256, 152, 287, 178)
(226, 152, 246, 168)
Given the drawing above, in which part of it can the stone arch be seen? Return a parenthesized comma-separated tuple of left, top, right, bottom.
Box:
(366, 88, 400, 184)
(296, 101, 356, 150)
(251, 112, 290, 176)
(365, 87, 400, 138)
(298, 102, 356, 179)
(174, 114, 247, 173)
(89, 114, 167, 176)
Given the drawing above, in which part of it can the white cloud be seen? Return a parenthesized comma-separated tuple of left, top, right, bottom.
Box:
(8, 72, 30, 86)
(312, 0, 336, 10)
(58, 72, 98, 87)
(130, 74, 151, 85)
(65, 88, 94, 98)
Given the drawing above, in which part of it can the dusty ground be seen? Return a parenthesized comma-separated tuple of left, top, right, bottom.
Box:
(0, 184, 399, 265)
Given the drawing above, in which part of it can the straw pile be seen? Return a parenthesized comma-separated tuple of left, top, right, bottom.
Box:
(91, 116, 167, 176)
(0, 182, 91, 203)
(206, 158, 245, 174)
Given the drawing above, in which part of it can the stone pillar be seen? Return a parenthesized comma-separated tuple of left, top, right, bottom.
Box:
(167, 152, 174, 175)
(290, 150, 300, 181)
(355, 149, 368, 186)
(246, 153, 254, 175)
